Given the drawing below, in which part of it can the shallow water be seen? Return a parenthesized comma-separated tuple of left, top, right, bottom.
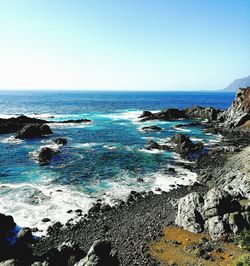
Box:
(0, 91, 234, 232)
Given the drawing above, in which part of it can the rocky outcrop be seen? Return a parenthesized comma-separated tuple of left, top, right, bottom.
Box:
(145, 139, 170, 150)
(175, 188, 250, 240)
(184, 106, 222, 121)
(170, 133, 203, 156)
(139, 108, 186, 122)
(15, 124, 52, 139)
(0, 116, 91, 135)
(74, 240, 119, 266)
(222, 87, 250, 128)
(0, 116, 46, 135)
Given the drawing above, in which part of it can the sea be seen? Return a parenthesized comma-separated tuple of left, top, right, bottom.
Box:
(0, 91, 235, 233)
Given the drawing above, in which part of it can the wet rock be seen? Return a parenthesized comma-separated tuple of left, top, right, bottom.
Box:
(139, 108, 186, 122)
(38, 148, 53, 164)
(42, 218, 51, 223)
(146, 139, 170, 150)
(17, 227, 33, 243)
(54, 138, 67, 145)
(138, 111, 153, 119)
(15, 124, 52, 139)
(141, 126, 162, 132)
(0, 115, 47, 135)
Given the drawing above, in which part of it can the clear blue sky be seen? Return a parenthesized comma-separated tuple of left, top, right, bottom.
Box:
(0, 0, 249, 90)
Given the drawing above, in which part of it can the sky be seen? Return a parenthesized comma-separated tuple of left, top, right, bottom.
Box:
(0, 0, 249, 91)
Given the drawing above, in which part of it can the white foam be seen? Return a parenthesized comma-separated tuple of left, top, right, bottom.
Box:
(97, 110, 142, 124)
(0, 183, 94, 236)
(0, 136, 23, 144)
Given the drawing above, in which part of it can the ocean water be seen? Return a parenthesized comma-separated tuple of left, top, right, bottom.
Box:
(0, 91, 235, 233)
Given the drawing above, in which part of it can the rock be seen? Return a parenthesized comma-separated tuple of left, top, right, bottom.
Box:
(54, 138, 67, 145)
(42, 218, 51, 223)
(38, 147, 53, 163)
(139, 108, 186, 122)
(0, 213, 16, 232)
(146, 139, 170, 150)
(141, 125, 162, 132)
(0, 115, 47, 135)
(15, 124, 52, 139)
(17, 227, 33, 243)
(138, 111, 153, 119)
(175, 192, 204, 233)
(223, 87, 250, 128)
(0, 260, 22, 266)
(58, 119, 91, 124)
(74, 240, 119, 266)
(170, 133, 203, 155)
(185, 106, 222, 121)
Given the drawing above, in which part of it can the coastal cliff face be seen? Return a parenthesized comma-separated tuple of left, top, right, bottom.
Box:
(222, 87, 250, 128)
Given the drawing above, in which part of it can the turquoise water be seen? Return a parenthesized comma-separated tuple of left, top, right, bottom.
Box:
(0, 91, 234, 232)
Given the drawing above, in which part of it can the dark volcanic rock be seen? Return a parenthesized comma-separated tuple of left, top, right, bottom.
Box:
(138, 111, 153, 119)
(0, 213, 16, 232)
(223, 87, 250, 128)
(146, 139, 170, 150)
(54, 138, 67, 145)
(0, 116, 47, 135)
(15, 124, 52, 139)
(139, 108, 186, 122)
(58, 119, 91, 124)
(38, 148, 53, 164)
(17, 228, 33, 243)
(170, 133, 203, 155)
(141, 125, 162, 132)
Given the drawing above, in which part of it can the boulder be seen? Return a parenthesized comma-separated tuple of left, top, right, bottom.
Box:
(175, 192, 204, 233)
(54, 138, 67, 145)
(74, 240, 119, 266)
(0, 213, 16, 232)
(17, 228, 33, 243)
(38, 148, 53, 164)
(176, 187, 250, 240)
(223, 87, 250, 128)
(15, 124, 52, 139)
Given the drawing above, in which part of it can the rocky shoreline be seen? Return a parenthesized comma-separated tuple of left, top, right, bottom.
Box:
(1, 88, 250, 265)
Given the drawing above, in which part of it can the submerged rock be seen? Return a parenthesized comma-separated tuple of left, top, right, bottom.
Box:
(54, 138, 67, 145)
(141, 125, 162, 132)
(146, 139, 170, 150)
(15, 124, 52, 139)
